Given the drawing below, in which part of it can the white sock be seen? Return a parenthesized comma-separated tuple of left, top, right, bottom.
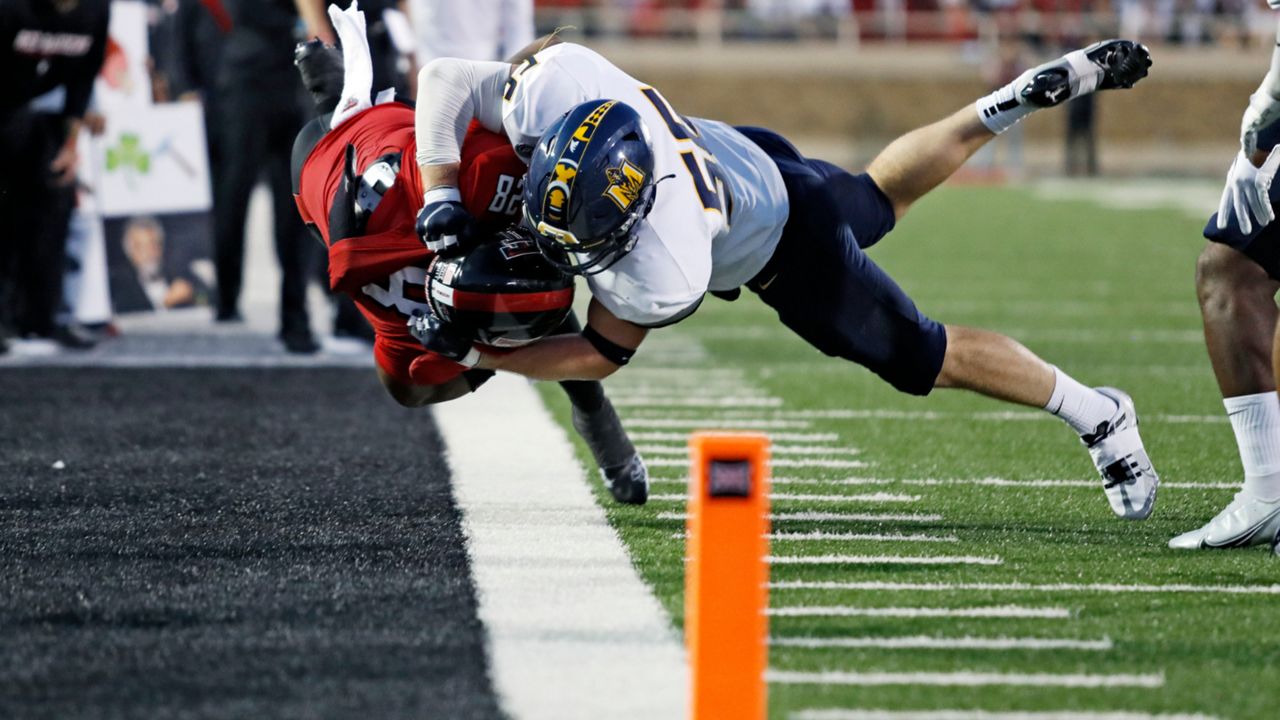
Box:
(1223, 392, 1280, 502)
(975, 81, 1036, 135)
(1043, 366, 1118, 436)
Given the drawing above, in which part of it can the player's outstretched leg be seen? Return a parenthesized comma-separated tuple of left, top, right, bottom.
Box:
(1169, 242, 1280, 549)
(868, 40, 1151, 220)
(935, 325, 1159, 520)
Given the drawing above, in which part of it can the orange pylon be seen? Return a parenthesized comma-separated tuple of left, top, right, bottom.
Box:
(686, 432, 771, 720)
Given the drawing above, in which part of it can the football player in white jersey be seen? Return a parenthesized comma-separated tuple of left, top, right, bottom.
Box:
(408, 38, 1162, 522)
(1173, 16, 1280, 552)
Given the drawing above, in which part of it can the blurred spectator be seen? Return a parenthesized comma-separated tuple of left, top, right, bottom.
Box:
(213, 0, 318, 353)
(0, 0, 111, 354)
(407, 0, 533, 66)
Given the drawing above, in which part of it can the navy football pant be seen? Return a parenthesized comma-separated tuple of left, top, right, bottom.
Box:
(738, 127, 948, 396)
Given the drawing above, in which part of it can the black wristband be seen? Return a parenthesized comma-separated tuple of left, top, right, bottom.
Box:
(582, 325, 635, 366)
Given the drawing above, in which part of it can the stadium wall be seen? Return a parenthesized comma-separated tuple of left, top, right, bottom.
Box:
(593, 41, 1263, 174)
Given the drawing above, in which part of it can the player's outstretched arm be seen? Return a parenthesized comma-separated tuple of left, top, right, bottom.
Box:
(474, 300, 648, 381)
(869, 40, 1150, 220)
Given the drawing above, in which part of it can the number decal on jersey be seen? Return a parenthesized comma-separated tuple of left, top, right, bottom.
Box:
(362, 267, 430, 318)
(487, 173, 525, 217)
(503, 56, 539, 101)
(639, 86, 734, 221)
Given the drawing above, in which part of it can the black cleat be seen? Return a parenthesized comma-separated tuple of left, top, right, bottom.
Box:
(1019, 39, 1152, 109)
(572, 400, 649, 505)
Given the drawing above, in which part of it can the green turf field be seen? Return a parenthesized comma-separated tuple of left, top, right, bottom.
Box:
(539, 184, 1280, 720)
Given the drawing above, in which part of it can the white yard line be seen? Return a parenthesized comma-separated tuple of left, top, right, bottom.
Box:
(792, 710, 1219, 720)
(770, 531, 960, 543)
(770, 580, 1280, 595)
(647, 457, 871, 469)
(650, 476, 1238, 490)
(627, 410, 1227, 425)
(768, 606, 1069, 619)
(636, 444, 862, 456)
(631, 431, 839, 443)
(770, 635, 1112, 651)
(613, 396, 783, 408)
(625, 418, 813, 430)
(656, 511, 943, 523)
(768, 555, 1002, 566)
(766, 670, 1162, 688)
(649, 493, 920, 504)
(434, 374, 686, 720)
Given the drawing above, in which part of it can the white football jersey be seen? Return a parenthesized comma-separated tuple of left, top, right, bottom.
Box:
(501, 44, 789, 325)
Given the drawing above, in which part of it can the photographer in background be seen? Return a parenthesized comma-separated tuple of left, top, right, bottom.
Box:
(0, 0, 111, 354)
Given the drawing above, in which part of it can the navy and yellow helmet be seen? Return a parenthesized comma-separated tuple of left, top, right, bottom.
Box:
(521, 99, 657, 275)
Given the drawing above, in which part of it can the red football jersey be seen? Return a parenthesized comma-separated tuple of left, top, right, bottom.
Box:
(295, 104, 527, 386)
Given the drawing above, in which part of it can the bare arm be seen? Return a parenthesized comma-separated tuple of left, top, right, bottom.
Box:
(866, 106, 995, 221)
(475, 299, 647, 381)
(293, 0, 336, 44)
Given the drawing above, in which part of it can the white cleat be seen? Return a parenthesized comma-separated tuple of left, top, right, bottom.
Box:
(1081, 387, 1159, 520)
(1168, 493, 1280, 550)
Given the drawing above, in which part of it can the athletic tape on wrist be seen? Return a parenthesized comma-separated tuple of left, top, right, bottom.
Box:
(582, 325, 634, 367)
(975, 84, 1034, 135)
(424, 186, 462, 206)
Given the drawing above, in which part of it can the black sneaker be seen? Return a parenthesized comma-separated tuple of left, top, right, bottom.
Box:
(572, 400, 649, 505)
(52, 323, 97, 350)
(280, 328, 320, 354)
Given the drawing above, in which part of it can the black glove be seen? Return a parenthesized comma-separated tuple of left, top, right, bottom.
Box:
(416, 186, 476, 253)
(328, 144, 367, 242)
(407, 311, 480, 367)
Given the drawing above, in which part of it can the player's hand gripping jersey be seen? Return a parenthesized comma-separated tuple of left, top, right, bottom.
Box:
(417, 43, 790, 326)
(295, 103, 526, 385)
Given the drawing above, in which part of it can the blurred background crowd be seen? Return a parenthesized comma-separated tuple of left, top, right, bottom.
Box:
(1, 0, 1272, 357)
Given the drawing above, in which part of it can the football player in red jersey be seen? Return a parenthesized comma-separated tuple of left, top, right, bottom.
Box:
(288, 36, 650, 504)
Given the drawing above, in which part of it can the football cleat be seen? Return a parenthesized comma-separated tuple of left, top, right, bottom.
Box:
(1168, 493, 1280, 550)
(1080, 387, 1159, 520)
(571, 400, 649, 505)
(1018, 40, 1152, 108)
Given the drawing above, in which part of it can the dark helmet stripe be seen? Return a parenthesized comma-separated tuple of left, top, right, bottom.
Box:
(450, 287, 574, 313)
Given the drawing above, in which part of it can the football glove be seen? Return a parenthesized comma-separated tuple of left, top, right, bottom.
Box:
(416, 186, 475, 253)
(1241, 86, 1280, 157)
(328, 144, 367, 242)
(407, 311, 481, 368)
(1216, 148, 1280, 235)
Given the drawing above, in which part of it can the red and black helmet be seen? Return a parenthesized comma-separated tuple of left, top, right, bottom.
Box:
(426, 228, 576, 348)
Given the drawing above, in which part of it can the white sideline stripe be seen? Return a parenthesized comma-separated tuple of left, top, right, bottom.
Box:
(768, 555, 1002, 566)
(656, 511, 943, 523)
(771, 635, 1112, 651)
(631, 431, 839, 443)
(768, 606, 1070, 619)
(626, 418, 813, 430)
(769, 580, 1280, 595)
(791, 711, 1220, 720)
(434, 374, 685, 720)
(613, 396, 783, 408)
(649, 476, 1239, 491)
(648, 493, 921, 504)
(636, 444, 863, 456)
(647, 457, 871, 469)
(767, 670, 1163, 688)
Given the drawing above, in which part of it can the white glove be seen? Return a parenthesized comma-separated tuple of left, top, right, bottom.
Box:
(1241, 89, 1280, 156)
(1217, 148, 1280, 234)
